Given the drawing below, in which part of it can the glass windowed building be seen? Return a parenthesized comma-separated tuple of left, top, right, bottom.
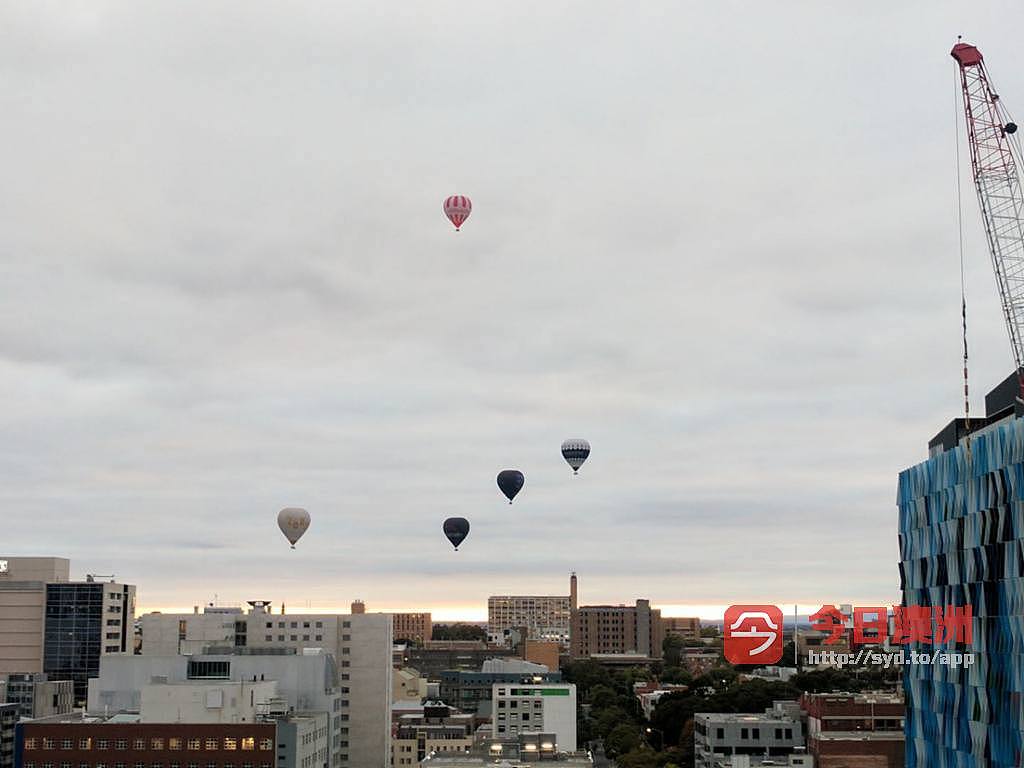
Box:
(898, 372, 1024, 767)
(43, 580, 135, 704)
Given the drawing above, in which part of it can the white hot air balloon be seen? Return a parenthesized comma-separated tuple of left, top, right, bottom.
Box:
(561, 439, 591, 475)
(277, 507, 311, 549)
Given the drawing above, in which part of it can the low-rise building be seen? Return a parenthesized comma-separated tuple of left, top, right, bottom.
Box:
(86, 650, 344, 767)
(0, 673, 74, 719)
(634, 684, 688, 720)
(404, 647, 518, 680)
(420, 732, 591, 768)
(394, 668, 428, 703)
(491, 683, 576, 752)
(705, 754, 813, 768)
(800, 691, 904, 768)
(392, 702, 475, 767)
(694, 702, 805, 768)
(439, 664, 560, 715)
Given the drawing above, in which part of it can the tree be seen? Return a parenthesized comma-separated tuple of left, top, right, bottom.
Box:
(588, 684, 619, 710)
(663, 635, 684, 668)
(562, 659, 613, 696)
(430, 623, 486, 641)
(605, 723, 641, 757)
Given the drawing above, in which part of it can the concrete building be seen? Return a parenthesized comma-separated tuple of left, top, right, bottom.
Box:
(0, 557, 70, 676)
(0, 703, 16, 768)
(800, 691, 904, 768)
(898, 371, 1024, 768)
(663, 616, 702, 643)
(570, 600, 664, 659)
(403, 646, 518, 680)
(705, 755, 813, 768)
(392, 702, 475, 766)
(487, 578, 574, 649)
(0, 673, 74, 719)
(491, 683, 576, 752)
(87, 650, 345, 765)
(43, 577, 136, 704)
(138, 603, 392, 768)
(393, 668, 428, 703)
(439, 664, 560, 716)
(694, 703, 805, 768)
(392, 614, 433, 646)
(419, 732, 592, 768)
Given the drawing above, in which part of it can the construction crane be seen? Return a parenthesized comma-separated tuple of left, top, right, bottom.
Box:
(952, 41, 1024, 399)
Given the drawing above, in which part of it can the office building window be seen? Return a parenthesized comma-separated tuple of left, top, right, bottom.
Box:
(133, 741, 145, 751)
(187, 741, 200, 751)
(258, 740, 273, 751)
(224, 739, 237, 751)
(204, 740, 218, 751)
(97, 741, 109, 751)
(315, 635, 322, 641)
(80, 740, 92, 750)
(240, 739, 254, 752)
(115, 742, 127, 752)
(265, 635, 272, 641)
(168, 740, 181, 751)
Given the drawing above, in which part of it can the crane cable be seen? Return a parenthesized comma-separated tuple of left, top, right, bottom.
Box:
(954, 62, 972, 461)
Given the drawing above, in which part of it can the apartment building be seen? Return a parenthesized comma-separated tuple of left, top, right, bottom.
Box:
(488, 576, 576, 649)
(570, 599, 664, 659)
(0, 703, 15, 768)
(663, 616, 702, 643)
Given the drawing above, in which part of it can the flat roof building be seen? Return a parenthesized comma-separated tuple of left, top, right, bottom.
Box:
(491, 683, 576, 753)
(800, 691, 903, 768)
(139, 602, 391, 768)
(0, 558, 70, 676)
(694, 703, 805, 768)
(570, 600, 663, 659)
(899, 371, 1024, 768)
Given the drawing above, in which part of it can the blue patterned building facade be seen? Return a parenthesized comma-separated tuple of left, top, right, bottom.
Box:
(898, 378, 1024, 767)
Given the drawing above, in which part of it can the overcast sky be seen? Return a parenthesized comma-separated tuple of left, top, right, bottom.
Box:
(3, 2, 1023, 621)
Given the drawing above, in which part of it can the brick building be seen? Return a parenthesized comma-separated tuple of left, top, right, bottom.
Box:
(17, 722, 280, 768)
(800, 691, 904, 768)
(570, 600, 663, 659)
(391, 614, 432, 646)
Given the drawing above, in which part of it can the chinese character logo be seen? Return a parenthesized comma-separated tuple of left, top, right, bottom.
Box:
(724, 605, 784, 664)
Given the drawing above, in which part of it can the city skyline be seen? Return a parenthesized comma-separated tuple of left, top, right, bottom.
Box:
(4, 3, 1022, 615)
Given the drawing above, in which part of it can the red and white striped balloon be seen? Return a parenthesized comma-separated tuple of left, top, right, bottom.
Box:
(443, 195, 472, 231)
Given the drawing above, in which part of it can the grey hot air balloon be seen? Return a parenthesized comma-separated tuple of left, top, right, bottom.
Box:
(561, 439, 591, 475)
(496, 470, 525, 504)
(277, 507, 311, 549)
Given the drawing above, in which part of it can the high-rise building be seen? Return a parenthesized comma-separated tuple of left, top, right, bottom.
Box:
(0, 557, 70, 675)
(43, 577, 135, 704)
(487, 576, 574, 648)
(0, 703, 16, 768)
(570, 599, 664, 659)
(898, 371, 1024, 767)
(139, 602, 392, 768)
(694, 704, 805, 768)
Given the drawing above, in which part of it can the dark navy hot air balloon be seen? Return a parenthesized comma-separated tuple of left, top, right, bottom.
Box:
(443, 517, 470, 550)
(496, 470, 524, 504)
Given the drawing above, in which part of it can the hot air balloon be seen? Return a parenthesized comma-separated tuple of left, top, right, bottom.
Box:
(443, 517, 470, 550)
(496, 469, 524, 504)
(561, 439, 591, 475)
(277, 507, 310, 549)
(443, 195, 472, 231)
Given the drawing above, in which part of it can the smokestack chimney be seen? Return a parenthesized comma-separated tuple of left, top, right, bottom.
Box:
(570, 572, 578, 611)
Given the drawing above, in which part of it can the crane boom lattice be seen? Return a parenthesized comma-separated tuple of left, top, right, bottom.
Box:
(952, 42, 1024, 397)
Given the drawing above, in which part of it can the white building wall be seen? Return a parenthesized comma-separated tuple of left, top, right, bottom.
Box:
(140, 680, 278, 723)
(491, 683, 576, 753)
